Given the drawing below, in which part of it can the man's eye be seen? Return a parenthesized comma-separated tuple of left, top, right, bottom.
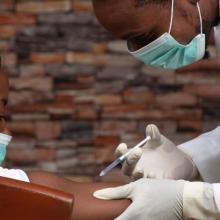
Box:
(130, 33, 156, 50)
(133, 35, 149, 44)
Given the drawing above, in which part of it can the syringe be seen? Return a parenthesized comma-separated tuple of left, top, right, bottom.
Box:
(99, 136, 151, 177)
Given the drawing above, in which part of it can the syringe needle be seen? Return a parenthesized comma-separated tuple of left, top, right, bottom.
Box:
(99, 136, 151, 177)
(99, 158, 122, 177)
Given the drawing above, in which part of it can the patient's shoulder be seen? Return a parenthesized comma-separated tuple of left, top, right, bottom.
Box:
(0, 167, 30, 182)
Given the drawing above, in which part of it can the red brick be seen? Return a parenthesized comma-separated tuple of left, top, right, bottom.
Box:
(35, 121, 61, 140)
(0, 40, 11, 51)
(103, 104, 147, 114)
(66, 52, 95, 64)
(55, 94, 75, 103)
(95, 148, 115, 164)
(7, 122, 35, 136)
(95, 135, 120, 147)
(0, 13, 36, 25)
(11, 113, 50, 121)
(0, 0, 15, 11)
(72, 0, 93, 11)
(169, 132, 200, 145)
(95, 121, 137, 135)
(102, 104, 156, 119)
(141, 65, 175, 85)
(76, 104, 97, 120)
(75, 93, 94, 104)
(10, 77, 53, 92)
(203, 121, 220, 131)
(107, 41, 127, 53)
(8, 103, 52, 113)
(102, 105, 202, 120)
(95, 54, 139, 67)
(123, 88, 155, 104)
(2, 52, 17, 67)
(176, 70, 220, 85)
(120, 133, 144, 148)
(9, 91, 53, 106)
(184, 84, 220, 98)
(55, 81, 93, 90)
(178, 120, 203, 132)
(156, 92, 197, 107)
(7, 148, 57, 162)
(31, 53, 65, 64)
(19, 64, 45, 77)
(95, 94, 122, 105)
(9, 101, 75, 114)
(66, 52, 139, 67)
(176, 58, 220, 73)
(9, 137, 36, 149)
(138, 120, 177, 136)
(0, 25, 16, 38)
(175, 109, 202, 120)
(17, 1, 72, 13)
(37, 140, 77, 149)
(77, 74, 95, 84)
(93, 42, 108, 53)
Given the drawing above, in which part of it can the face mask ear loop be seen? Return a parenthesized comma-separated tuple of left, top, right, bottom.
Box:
(168, 0, 174, 34)
(197, 3, 203, 34)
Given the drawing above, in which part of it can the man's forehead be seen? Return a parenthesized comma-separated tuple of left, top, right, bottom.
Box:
(94, 1, 162, 39)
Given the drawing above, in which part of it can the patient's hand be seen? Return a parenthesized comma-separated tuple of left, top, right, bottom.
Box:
(72, 182, 131, 220)
(115, 124, 198, 180)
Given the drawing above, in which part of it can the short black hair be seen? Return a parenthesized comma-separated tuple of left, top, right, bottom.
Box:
(134, 0, 168, 8)
(93, 0, 168, 8)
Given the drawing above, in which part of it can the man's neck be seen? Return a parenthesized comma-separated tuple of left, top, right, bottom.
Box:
(211, 0, 219, 26)
(199, 0, 219, 26)
(214, 0, 220, 25)
(217, 0, 220, 24)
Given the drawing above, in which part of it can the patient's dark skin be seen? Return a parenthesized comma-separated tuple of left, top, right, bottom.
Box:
(28, 171, 130, 220)
(0, 72, 10, 135)
(0, 71, 130, 220)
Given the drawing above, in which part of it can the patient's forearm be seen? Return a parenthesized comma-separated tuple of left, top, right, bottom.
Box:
(27, 171, 130, 220)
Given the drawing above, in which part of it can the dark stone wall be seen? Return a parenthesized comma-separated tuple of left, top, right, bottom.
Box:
(1, 0, 219, 180)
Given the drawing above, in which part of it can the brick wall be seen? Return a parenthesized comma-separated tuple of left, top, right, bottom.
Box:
(1, 0, 220, 180)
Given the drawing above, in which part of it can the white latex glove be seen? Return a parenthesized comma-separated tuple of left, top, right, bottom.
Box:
(115, 124, 198, 180)
(94, 179, 219, 220)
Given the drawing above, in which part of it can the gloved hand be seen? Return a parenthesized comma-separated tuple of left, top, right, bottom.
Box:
(115, 124, 198, 180)
(94, 178, 219, 220)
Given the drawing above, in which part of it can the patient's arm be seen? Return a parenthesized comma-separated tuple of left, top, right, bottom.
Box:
(27, 171, 130, 220)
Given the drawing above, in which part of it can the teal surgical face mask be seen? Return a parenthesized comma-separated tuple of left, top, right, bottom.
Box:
(0, 133, 12, 165)
(128, 0, 206, 70)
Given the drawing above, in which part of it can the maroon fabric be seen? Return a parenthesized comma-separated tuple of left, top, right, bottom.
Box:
(0, 176, 73, 220)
